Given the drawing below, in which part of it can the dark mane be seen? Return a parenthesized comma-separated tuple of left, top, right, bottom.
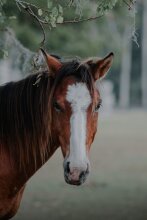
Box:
(0, 59, 94, 170)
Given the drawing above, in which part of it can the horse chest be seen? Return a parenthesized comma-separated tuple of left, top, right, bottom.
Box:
(0, 151, 24, 197)
(0, 170, 25, 219)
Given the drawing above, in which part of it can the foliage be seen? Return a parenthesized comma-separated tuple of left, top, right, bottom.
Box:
(0, 0, 138, 103)
(0, 0, 136, 46)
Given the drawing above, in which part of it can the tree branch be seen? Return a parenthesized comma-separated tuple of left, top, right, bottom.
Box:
(57, 15, 103, 25)
(123, 0, 135, 10)
(15, 0, 104, 46)
(15, 0, 46, 45)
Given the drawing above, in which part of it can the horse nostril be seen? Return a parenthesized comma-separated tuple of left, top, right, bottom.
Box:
(66, 162, 70, 174)
(86, 164, 90, 174)
(79, 171, 85, 180)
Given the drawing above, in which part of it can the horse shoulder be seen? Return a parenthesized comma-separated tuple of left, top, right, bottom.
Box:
(0, 151, 26, 219)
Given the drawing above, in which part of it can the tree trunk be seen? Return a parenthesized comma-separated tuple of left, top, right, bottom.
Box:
(141, 0, 147, 108)
(119, 27, 132, 108)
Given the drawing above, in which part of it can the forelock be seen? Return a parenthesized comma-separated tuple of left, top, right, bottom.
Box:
(52, 59, 94, 95)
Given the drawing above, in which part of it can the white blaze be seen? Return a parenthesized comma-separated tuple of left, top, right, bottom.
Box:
(66, 83, 91, 169)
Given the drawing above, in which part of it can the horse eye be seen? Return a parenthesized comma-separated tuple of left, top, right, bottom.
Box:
(95, 99, 102, 112)
(53, 101, 62, 112)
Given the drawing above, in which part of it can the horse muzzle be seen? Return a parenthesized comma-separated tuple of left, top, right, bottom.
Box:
(64, 161, 90, 186)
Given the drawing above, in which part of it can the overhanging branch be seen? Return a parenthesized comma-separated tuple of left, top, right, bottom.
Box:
(15, 0, 103, 45)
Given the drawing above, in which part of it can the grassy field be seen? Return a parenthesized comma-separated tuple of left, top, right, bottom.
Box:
(14, 110, 147, 220)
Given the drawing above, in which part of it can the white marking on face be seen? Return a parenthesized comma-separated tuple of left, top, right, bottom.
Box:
(66, 83, 91, 169)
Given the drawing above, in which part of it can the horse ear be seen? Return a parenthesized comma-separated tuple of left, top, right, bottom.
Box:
(40, 48, 62, 75)
(87, 52, 114, 81)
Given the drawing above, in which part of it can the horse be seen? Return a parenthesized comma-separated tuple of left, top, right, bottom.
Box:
(0, 49, 113, 219)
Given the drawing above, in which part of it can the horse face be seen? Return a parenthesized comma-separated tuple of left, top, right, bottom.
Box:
(41, 49, 114, 185)
(52, 76, 100, 185)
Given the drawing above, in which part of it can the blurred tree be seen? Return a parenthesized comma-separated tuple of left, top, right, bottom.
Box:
(0, 0, 136, 48)
(119, 3, 138, 108)
(141, 0, 147, 108)
(130, 1, 142, 107)
(0, 0, 138, 106)
(119, 26, 132, 108)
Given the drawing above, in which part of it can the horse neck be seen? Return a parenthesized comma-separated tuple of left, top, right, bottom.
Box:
(24, 143, 59, 181)
(24, 130, 60, 179)
(12, 143, 59, 189)
(0, 72, 60, 187)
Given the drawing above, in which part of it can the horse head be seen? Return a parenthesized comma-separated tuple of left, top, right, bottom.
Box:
(41, 49, 114, 185)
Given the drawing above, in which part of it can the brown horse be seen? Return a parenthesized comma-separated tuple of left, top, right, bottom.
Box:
(0, 49, 113, 219)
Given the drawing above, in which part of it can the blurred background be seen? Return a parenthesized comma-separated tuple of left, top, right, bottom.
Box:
(0, 0, 147, 219)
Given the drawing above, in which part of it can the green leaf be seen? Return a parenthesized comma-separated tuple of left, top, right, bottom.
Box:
(52, 7, 58, 17)
(45, 15, 49, 22)
(58, 4, 63, 14)
(97, 0, 117, 15)
(38, 8, 43, 16)
(57, 15, 63, 23)
(50, 16, 56, 27)
(50, 21, 56, 27)
(9, 16, 16, 20)
(3, 50, 8, 58)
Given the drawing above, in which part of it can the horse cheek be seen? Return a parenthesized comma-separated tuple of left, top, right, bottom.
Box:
(86, 112, 98, 152)
(58, 116, 70, 158)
